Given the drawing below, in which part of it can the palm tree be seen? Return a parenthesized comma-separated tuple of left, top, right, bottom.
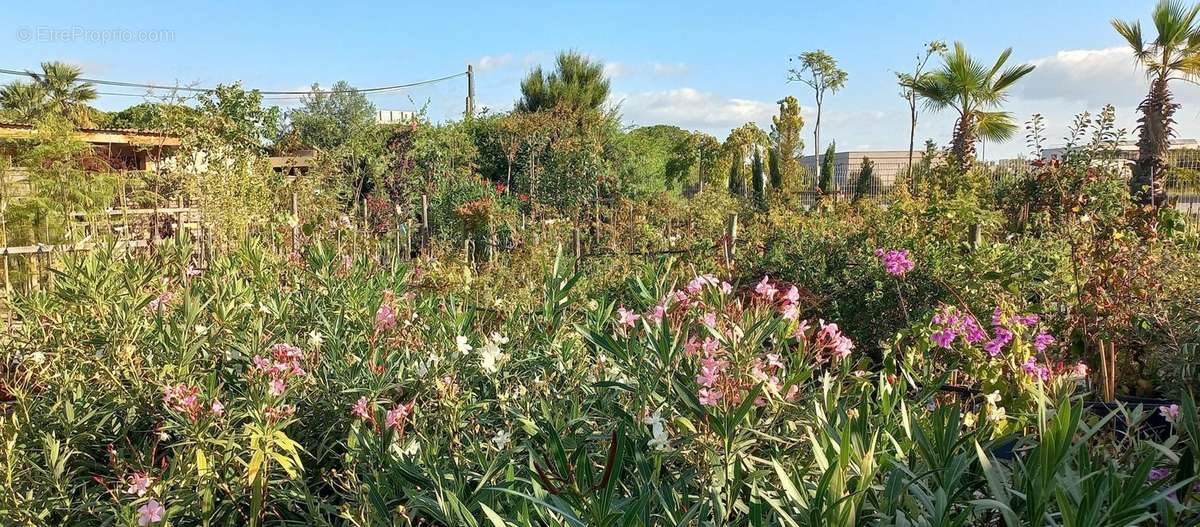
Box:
(32, 61, 98, 126)
(1113, 0, 1200, 206)
(913, 42, 1035, 174)
(0, 62, 97, 126)
(0, 81, 47, 122)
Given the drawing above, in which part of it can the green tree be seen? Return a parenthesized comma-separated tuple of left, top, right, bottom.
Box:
(107, 102, 198, 131)
(751, 147, 766, 207)
(0, 62, 98, 126)
(727, 155, 743, 196)
(1113, 0, 1200, 206)
(896, 41, 947, 181)
(287, 81, 378, 152)
(818, 142, 836, 194)
(788, 50, 847, 183)
(914, 42, 1035, 174)
(517, 51, 611, 113)
(768, 146, 782, 189)
(770, 95, 805, 190)
(852, 157, 876, 203)
(0, 81, 46, 123)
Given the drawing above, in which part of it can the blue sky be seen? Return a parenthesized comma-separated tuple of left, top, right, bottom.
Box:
(3, 0, 1188, 158)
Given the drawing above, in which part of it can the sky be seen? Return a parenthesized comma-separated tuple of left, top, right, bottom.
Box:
(2, 0, 1193, 159)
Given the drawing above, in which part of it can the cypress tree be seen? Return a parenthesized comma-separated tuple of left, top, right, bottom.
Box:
(852, 157, 876, 203)
(768, 146, 783, 190)
(818, 142, 836, 194)
(727, 155, 743, 196)
(752, 148, 766, 207)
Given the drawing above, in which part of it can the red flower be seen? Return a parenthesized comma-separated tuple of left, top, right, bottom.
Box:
(495, 183, 506, 193)
(519, 194, 529, 203)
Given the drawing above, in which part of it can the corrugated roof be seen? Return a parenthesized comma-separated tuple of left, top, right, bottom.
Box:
(0, 120, 179, 137)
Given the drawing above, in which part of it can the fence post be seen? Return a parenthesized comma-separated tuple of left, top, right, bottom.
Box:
(572, 225, 582, 273)
(405, 219, 413, 260)
(420, 194, 430, 254)
(290, 191, 300, 253)
(723, 213, 738, 267)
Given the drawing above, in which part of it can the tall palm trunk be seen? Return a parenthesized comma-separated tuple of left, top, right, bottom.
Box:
(950, 113, 976, 174)
(1132, 74, 1177, 206)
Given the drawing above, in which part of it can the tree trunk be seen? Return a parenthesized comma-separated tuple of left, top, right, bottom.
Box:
(907, 95, 917, 188)
(1132, 75, 1176, 207)
(950, 113, 976, 175)
(813, 105, 822, 184)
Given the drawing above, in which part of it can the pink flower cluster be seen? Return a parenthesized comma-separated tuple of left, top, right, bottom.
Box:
(695, 343, 728, 407)
(754, 276, 803, 320)
(614, 274, 735, 331)
(375, 290, 398, 333)
(986, 306, 1055, 358)
(796, 319, 855, 363)
(351, 396, 416, 435)
(252, 343, 307, 396)
(750, 353, 799, 402)
(875, 248, 915, 277)
(146, 291, 174, 315)
(161, 384, 222, 421)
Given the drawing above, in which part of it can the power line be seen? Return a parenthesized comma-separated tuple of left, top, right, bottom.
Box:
(0, 67, 467, 96)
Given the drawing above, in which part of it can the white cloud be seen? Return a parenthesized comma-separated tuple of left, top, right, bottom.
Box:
(603, 61, 631, 78)
(650, 62, 689, 77)
(611, 88, 776, 132)
(476, 53, 513, 72)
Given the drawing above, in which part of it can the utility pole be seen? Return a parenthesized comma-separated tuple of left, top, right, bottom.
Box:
(465, 64, 475, 118)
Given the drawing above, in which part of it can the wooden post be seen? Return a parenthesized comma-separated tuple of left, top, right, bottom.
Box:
(421, 194, 430, 252)
(290, 191, 300, 253)
(968, 223, 981, 250)
(405, 219, 413, 260)
(572, 225, 582, 273)
(723, 213, 738, 268)
(465, 64, 475, 118)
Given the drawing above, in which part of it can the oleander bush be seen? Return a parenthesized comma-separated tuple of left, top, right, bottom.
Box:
(0, 220, 1198, 525)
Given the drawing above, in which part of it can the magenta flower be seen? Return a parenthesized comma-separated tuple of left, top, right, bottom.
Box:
(1149, 467, 1171, 481)
(137, 499, 165, 526)
(875, 249, 915, 277)
(1033, 331, 1056, 352)
(931, 329, 956, 349)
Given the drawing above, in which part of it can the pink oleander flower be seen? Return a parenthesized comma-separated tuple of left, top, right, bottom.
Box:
(1160, 404, 1181, 423)
(162, 384, 204, 421)
(185, 265, 201, 277)
(616, 306, 640, 327)
(1073, 362, 1089, 378)
(375, 304, 397, 332)
(814, 320, 854, 361)
(269, 378, 286, 396)
(793, 319, 811, 340)
(649, 305, 666, 324)
(126, 472, 152, 496)
(700, 312, 717, 327)
(698, 388, 723, 406)
(754, 276, 778, 301)
(385, 401, 415, 431)
(146, 292, 174, 315)
(210, 399, 224, 417)
(875, 248, 915, 276)
(137, 499, 165, 526)
(351, 397, 372, 420)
